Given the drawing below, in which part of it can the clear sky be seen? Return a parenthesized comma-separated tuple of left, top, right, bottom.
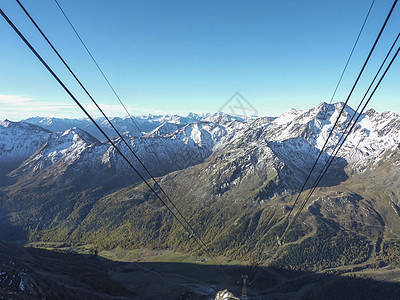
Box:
(1, 0, 399, 120)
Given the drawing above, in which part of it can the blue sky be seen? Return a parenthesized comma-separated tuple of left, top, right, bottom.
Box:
(1, 0, 399, 120)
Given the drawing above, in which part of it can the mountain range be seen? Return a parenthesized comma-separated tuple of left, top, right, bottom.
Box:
(1, 102, 400, 298)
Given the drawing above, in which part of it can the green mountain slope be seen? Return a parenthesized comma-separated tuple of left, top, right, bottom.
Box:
(1, 146, 399, 277)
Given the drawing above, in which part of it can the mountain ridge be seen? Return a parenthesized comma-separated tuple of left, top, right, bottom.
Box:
(0, 101, 400, 279)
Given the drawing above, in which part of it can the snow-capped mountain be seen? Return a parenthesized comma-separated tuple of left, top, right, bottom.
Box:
(10, 127, 103, 178)
(0, 120, 51, 169)
(22, 113, 210, 142)
(1, 102, 399, 195)
(1, 102, 400, 282)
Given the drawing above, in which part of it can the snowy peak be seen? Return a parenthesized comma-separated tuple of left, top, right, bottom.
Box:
(45, 127, 99, 158)
(2, 102, 400, 187)
(186, 112, 210, 120)
(204, 112, 244, 124)
(146, 123, 183, 137)
(171, 122, 229, 151)
(0, 119, 51, 133)
(23, 117, 87, 132)
(0, 119, 11, 127)
(273, 108, 303, 125)
(8, 126, 105, 178)
(61, 127, 99, 145)
(360, 109, 400, 135)
(0, 120, 51, 168)
(22, 114, 211, 142)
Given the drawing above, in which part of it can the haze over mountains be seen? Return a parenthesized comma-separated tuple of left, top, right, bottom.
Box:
(1, 102, 400, 298)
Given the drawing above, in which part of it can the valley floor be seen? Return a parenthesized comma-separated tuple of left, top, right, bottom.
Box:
(1, 241, 398, 300)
